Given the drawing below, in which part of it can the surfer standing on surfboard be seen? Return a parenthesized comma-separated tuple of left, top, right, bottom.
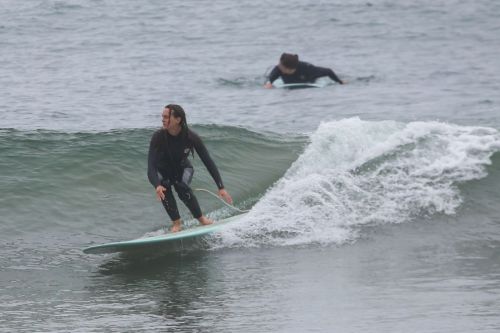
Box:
(147, 104, 233, 232)
(264, 53, 345, 88)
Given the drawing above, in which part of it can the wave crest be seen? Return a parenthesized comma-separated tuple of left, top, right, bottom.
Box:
(216, 118, 500, 248)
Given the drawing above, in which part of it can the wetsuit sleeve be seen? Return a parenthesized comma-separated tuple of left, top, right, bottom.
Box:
(147, 133, 162, 188)
(267, 66, 281, 84)
(309, 64, 343, 84)
(190, 131, 225, 190)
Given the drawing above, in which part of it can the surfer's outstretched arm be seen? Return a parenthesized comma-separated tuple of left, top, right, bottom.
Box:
(308, 64, 344, 84)
(147, 133, 168, 201)
(190, 130, 233, 204)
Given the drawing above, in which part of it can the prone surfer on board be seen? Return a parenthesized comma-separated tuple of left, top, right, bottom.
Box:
(264, 53, 345, 88)
(147, 104, 233, 232)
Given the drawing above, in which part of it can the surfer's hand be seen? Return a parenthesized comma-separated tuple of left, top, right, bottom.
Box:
(156, 185, 167, 201)
(219, 188, 233, 205)
(264, 82, 273, 89)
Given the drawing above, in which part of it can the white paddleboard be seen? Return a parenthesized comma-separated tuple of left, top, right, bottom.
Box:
(83, 213, 245, 254)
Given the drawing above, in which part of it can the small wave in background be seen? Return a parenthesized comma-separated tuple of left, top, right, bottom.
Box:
(0, 125, 304, 240)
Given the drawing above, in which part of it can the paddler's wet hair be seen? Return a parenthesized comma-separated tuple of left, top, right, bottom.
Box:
(280, 53, 299, 69)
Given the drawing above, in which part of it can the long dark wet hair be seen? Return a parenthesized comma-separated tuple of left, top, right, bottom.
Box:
(165, 104, 194, 156)
(166, 104, 188, 134)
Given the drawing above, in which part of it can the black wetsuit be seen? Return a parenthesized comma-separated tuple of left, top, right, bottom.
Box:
(148, 128, 224, 221)
(268, 61, 343, 84)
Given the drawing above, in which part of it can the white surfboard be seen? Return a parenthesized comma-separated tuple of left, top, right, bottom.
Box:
(272, 77, 332, 89)
(83, 213, 245, 254)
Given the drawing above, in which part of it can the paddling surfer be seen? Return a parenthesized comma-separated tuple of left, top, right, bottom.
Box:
(264, 53, 345, 88)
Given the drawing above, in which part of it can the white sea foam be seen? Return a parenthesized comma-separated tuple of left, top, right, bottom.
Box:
(215, 118, 500, 248)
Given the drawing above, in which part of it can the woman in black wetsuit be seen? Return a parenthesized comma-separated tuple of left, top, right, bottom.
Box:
(147, 104, 232, 232)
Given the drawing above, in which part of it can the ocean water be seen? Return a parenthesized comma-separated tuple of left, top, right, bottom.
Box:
(1, 0, 500, 332)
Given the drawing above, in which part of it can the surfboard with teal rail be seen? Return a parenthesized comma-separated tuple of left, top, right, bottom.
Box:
(83, 213, 245, 254)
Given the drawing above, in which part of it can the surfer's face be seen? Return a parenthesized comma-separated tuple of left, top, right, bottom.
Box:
(162, 108, 170, 129)
(164, 108, 181, 131)
(279, 63, 296, 75)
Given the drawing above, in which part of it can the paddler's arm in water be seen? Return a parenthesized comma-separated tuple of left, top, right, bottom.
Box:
(264, 66, 280, 88)
(308, 64, 345, 84)
(191, 132, 233, 204)
(147, 135, 167, 201)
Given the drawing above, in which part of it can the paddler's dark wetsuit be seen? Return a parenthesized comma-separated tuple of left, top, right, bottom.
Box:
(147, 128, 224, 221)
(267, 61, 343, 85)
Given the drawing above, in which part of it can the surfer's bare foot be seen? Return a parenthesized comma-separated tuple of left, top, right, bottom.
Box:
(198, 216, 213, 226)
(170, 220, 182, 233)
